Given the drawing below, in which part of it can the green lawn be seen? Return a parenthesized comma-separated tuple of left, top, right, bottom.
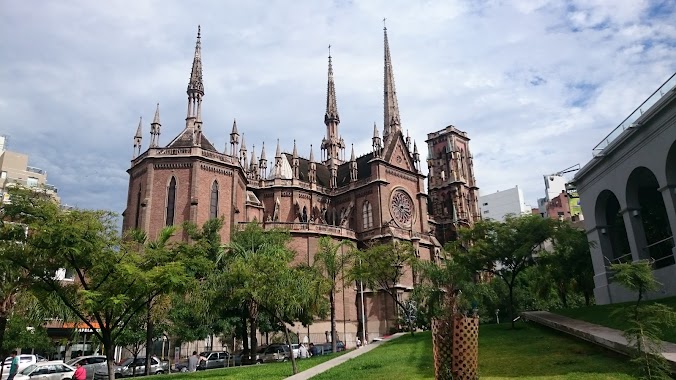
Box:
(312, 323, 637, 380)
(555, 296, 676, 343)
(152, 351, 346, 380)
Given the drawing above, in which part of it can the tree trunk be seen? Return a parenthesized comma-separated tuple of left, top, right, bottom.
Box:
(584, 291, 591, 306)
(0, 315, 7, 380)
(508, 283, 515, 329)
(330, 289, 337, 353)
(283, 325, 298, 375)
(249, 316, 258, 364)
(103, 330, 116, 380)
(241, 317, 249, 364)
(145, 303, 154, 376)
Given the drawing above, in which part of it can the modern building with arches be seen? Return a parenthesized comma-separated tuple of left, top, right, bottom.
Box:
(574, 73, 676, 304)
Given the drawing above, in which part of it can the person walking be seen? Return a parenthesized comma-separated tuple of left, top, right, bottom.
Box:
(298, 344, 308, 359)
(73, 362, 86, 380)
(187, 351, 205, 372)
(7, 351, 19, 380)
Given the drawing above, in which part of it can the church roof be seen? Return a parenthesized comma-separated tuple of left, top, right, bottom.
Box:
(166, 128, 218, 152)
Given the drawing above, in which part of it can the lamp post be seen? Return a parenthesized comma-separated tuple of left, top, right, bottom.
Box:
(359, 263, 366, 345)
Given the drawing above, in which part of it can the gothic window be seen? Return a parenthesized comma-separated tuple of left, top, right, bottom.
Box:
(166, 177, 176, 226)
(134, 187, 142, 229)
(210, 181, 219, 219)
(362, 201, 373, 229)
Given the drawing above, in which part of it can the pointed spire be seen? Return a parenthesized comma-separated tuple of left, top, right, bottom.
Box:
(350, 144, 356, 161)
(413, 141, 418, 155)
(293, 140, 298, 158)
(135, 117, 143, 139)
(250, 145, 257, 168)
(260, 142, 267, 161)
(373, 122, 380, 138)
(152, 103, 161, 125)
(325, 45, 339, 124)
(275, 139, 281, 158)
(231, 119, 239, 135)
(309, 144, 315, 162)
(383, 24, 401, 137)
(240, 133, 247, 151)
(187, 25, 204, 95)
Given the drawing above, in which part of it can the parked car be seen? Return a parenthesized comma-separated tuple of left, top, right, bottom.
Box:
(93, 357, 169, 379)
(290, 344, 300, 358)
(197, 351, 230, 370)
(258, 344, 291, 363)
(2, 354, 48, 380)
(309, 341, 345, 356)
(14, 361, 75, 380)
(66, 355, 107, 380)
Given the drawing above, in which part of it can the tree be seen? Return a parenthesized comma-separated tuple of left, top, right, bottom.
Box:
(549, 221, 595, 306)
(610, 260, 676, 380)
(220, 223, 329, 375)
(313, 237, 354, 353)
(351, 241, 417, 334)
(0, 189, 55, 362)
(458, 215, 555, 328)
(3, 188, 193, 380)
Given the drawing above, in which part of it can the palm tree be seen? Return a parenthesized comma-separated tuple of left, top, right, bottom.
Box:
(313, 237, 354, 353)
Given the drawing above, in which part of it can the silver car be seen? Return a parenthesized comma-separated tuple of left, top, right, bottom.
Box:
(66, 355, 107, 380)
(14, 361, 75, 380)
(2, 355, 48, 380)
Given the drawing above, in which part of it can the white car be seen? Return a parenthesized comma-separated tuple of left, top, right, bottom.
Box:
(1, 355, 48, 380)
(14, 361, 75, 380)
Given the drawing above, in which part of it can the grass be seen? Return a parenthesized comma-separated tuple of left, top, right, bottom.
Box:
(554, 296, 676, 343)
(152, 351, 347, 380)
(312, 323, 637, 380)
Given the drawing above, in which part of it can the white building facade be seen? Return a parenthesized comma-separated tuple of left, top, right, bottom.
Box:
(479, 186, 530, 222)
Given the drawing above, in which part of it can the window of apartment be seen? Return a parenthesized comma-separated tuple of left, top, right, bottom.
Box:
(27, 177, 38, 187)
(362, 201, 373, 229)
(483, 202, 488, 206)
(483, 210, 489, 214)
(0, 171, 6, 179)
(210, 181, 219, 219)
(166, 177, 177, 226)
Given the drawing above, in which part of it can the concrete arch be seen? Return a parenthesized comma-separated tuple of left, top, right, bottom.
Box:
(594, 189, 630, 262)
(667, 139, 676, 188)
(625, 166, 674, 267)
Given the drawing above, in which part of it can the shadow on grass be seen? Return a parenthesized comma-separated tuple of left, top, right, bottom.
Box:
(478, 322, 636, 379)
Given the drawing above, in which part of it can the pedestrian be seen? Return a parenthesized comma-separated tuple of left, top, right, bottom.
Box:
(7, 351, 19, 380)
(298, 344, 308, 359)
(73, 362, 86, 380)
(187, 351, 205, 372)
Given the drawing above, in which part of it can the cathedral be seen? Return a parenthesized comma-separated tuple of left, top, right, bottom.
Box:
(122, 26, 480, 343)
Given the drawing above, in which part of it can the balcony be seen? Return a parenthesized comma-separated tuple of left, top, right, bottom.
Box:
(593, 72, 676, 157)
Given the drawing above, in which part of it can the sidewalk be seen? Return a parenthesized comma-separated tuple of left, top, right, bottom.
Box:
(522, 311, 676, 371)
(285, 333, 405, 380)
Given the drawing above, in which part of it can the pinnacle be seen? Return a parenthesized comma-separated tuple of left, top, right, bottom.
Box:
(152, 103, 161, 125)
(350, 144, 355, 161)
(384, 25, 401, 132)
(260, 142, 267, 160)
(293, 139, 298, 157)
(414, 141, 418, 154)
(135, 117, 143, 139)
(187, 25, 204, 95)
(309, 144, 315, 162)
(275, 139, 281, 158)
(240, 133, 247, 151)
(324, 51, 339, 124)
(231, 119, 238, 135)
(373, 122, 380, 138)
(250, 145, 257, 168)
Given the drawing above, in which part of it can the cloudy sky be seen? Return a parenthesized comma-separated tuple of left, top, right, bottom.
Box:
(1, 0, 675, 214)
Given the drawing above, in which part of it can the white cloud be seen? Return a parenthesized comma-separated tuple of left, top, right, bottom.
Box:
(0, 0, 674, 212)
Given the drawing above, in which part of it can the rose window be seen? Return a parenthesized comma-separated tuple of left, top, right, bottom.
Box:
(390, 190, 414, 226)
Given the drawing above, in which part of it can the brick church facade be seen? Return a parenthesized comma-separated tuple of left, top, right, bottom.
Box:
(122, 26, 479, 342)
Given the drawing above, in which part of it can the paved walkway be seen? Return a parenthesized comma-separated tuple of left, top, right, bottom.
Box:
(522, 311, 676, 371)
(285, 333, 405, 380)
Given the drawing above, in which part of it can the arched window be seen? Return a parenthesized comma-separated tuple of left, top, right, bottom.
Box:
(362, 201, 373, 229)
(166, 177, 176, 226)
(134, 187, 142, 229)
(210, 181, 219, 219)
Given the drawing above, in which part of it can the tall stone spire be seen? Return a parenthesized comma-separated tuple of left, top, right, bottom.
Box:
(150, 104, 161, 147)
(292, 140, 299, 179)
(259, 142, 268, 180)
(133, 117, 143, 158)
(383, 24, 401, 139)
(350, 144, 358, 182)
(186, 25, 204, 130)
(274, 139, 282, 179)
(239, 133, 247, 168)
(309, 144, 317, 184)
(230, 119, 239, 156)
(321, 45, 345, 165)
(372, 122, 382, 156)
